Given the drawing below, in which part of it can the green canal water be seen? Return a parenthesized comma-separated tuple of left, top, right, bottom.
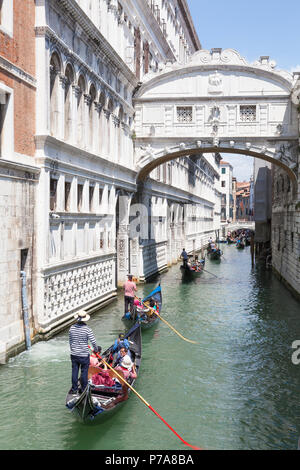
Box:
(1, 245, 300, 450)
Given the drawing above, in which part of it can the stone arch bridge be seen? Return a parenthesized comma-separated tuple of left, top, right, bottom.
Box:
(133, 48, 299, 196)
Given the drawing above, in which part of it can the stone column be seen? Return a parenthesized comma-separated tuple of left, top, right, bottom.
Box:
(116, 193, 134, 286)
(94, 102, 101, 155)
(72, 85, 80, 147)
(57, 73, 66, 140)
(36, 34, 50, 136)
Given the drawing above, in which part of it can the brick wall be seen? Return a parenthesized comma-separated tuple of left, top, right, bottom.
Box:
(0, 1, 37, 362)
(0, 0, 36, 157)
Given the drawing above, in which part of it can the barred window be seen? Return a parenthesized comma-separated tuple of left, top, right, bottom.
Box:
(240, 105, 256, 122)
(176, 106, 193, 123)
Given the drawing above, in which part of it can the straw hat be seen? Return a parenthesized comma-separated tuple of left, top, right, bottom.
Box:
(74, 310, 90, 322)
(121, 355, 133, 370)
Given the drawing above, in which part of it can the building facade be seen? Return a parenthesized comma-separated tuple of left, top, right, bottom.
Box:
(271, 73, 300, 298)
(0, 0, 39, 362)
(236, 181, 251, 221)
(220, 160, 233, 222)
(253, 159, 272, 246)
(32, 0, 210, 341)
(232, 176, 237, 223)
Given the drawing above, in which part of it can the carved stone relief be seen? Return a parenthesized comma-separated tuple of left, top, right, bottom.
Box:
(275, 142, 299, 168)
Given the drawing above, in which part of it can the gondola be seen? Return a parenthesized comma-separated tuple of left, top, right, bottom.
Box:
(226, 237, 235, 245)
(122, 284, 162, 330)
(180, 257, 205, 277)
(207, 246, 222, 260)
(236, 240, 245, 249)
(66, 321, 141, 422)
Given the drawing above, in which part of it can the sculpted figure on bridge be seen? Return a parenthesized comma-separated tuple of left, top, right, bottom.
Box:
(275, 143, 298, 168)
(208, 71, 223, 95)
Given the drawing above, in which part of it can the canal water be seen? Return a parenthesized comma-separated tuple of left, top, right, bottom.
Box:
(1, 245, 300, 450)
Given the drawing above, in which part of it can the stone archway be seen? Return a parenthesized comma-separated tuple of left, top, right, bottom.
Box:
(136, 142, 298, 195)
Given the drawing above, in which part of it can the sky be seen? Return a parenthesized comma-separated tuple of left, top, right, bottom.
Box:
(187, 0, 300, 181)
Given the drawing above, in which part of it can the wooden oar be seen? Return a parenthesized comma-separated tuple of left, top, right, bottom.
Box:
(136, 297, 198, 345)
(88, 346, 202, 450)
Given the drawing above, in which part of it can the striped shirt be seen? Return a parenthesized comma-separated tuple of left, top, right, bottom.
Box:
(69, 322, 98, 357)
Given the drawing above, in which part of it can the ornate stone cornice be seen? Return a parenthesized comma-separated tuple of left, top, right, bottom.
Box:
(130, 0, 175, 61)
(138, 48, 294, 93)
(84, 93, 92, 106)
(177, 0, 202, 51)
(112, 114, 120, 127)
(103, 109, 111, 120)
(0, 54, 36, 88)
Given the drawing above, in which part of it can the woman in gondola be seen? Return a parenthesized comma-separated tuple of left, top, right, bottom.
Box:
(114, 348, 137, 380)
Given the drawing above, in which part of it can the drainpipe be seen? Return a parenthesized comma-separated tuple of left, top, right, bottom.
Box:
(20, 271, 31, 350)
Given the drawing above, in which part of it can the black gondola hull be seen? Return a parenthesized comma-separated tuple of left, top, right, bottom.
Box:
(66, 322, 142, 423)
(207, 249, 222, 260)
(122, 284, 162, 330)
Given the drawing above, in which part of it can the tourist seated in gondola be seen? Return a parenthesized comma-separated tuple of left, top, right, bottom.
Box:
(110, 333, 131, 364)
(148, 297, 159, 316)
(134, 297, 142, 308)
(133, 297, 144, 317)
(113, 345, 132, 367)
(114, 350, 137, 381)
(112, 333, 130, 354)
(90, 346, 102, 367)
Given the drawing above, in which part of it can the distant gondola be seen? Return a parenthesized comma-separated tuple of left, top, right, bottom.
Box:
(66, 322, 141, 423)
(207, 246, 222, 260)
(236, 240, 245, 249)
(180, 257, 205, 277)
(122, 284, 162, 330)
(226, 237, 235, 245)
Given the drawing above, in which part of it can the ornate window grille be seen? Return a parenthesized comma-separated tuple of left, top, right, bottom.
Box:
(240, 105, 256, 122)
(176, 106, 193, 123)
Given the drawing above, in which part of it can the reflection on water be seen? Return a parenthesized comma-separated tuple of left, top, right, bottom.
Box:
(0, 245, 300, 450)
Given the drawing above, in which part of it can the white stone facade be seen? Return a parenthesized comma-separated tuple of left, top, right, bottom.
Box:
(219, 161, 233, 222)
(32, 0, 205, 337)
(134, 49, 299, 185)
(271, 76, 300, 298)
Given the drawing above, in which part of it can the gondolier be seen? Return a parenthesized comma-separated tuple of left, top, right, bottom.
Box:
(69, 310, 99, 395)
(180, 248, 188, 268)
(123, 274, 137, 316)
(66, 322, 142, 422)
